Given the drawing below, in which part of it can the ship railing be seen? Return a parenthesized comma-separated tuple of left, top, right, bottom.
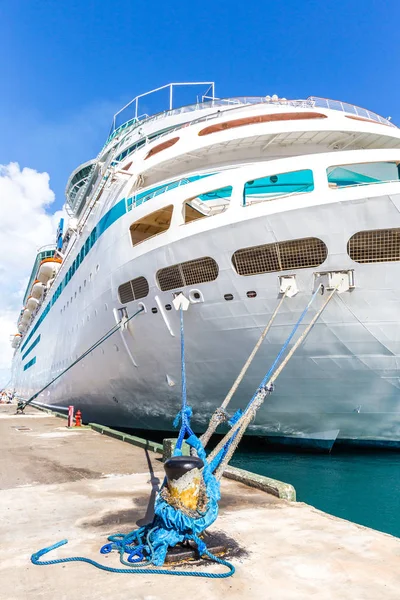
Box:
(36, 244, 56, 254)
(309, 97, 394, 127)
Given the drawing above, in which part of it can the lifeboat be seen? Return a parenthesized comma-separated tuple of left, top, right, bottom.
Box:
(26, 296, 40, 312)
(31, 279, 45, 299)
(18, 321, 27, 333)
(11, 334, 22, 348)
(21, 308, 31, 324)
(37, 257, 62, 284)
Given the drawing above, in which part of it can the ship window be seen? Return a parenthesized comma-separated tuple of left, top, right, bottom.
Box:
(118, 276, 149, 304)
(198, 112, 327, 136)
(232, 238, 327, 275)
(348, 228, 400, 263)
(183, 186, 233, 223)
(80, 247, 85, 261)
(130, 205, 173, 247)
(157, 257, 219, 291)
(243, 170, 314, 206)
(85, 239, 90, 254)
(327, 161, 400, 188)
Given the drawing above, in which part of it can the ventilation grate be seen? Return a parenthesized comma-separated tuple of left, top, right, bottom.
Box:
(157, 257, 219, 291)
(232, 238, 327, 276)
(348, 228, 400, 263)
(118, 276, 149, 304)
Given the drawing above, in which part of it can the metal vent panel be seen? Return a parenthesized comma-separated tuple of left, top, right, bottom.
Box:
(232, 238, 327, 276)
(118, 281, 134, 304)
(131, 276, 149, 299)
(118, 276, 149, 303)
(157, 257, 219, 291)
(348, 229, 400, 263)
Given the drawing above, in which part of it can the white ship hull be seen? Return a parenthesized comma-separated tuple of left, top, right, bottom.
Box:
(11, 87, 400, 450)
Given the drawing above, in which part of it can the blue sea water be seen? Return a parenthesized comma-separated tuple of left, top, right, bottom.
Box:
(231, 449, 400, 538)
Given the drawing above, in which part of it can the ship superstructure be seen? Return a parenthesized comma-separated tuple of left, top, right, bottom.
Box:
(11, 82, 400, 450)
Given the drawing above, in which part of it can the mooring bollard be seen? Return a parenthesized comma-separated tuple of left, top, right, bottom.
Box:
(163, 456, 204, 510)
(67, 405, 74, 428)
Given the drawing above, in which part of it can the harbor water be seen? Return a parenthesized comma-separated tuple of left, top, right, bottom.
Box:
(231, 448, 400, 538)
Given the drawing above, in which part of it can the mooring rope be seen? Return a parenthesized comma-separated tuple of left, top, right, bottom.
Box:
(18, 306, 144, 412)
(201, 287, 291, 448)
(212, 284, 340, 479)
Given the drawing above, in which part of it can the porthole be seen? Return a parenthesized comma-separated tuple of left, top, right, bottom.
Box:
(94, 309, 98, 316)
(89, 273, 92, 281)
(84, 280, 87, 287)
(224, 294, 234, 301)
(165, 304, 172, 311)
(79, 286, 82, 293)
(113, 344, 119, 352)
(151, 307, 158, 314)
(104, 303, 108, 311)
(247, 291, 257, 298)
(67, 301, 69, 307)
(87, 315, 90, 321)
(96, 264, 100, 272)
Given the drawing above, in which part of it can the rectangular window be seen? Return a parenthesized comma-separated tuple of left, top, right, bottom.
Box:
(85, 239, 90, 254)
(80, 247, 85, 261)
(130, 205, 173, 247)
(243, 170, 314, 206)
(327, 161, 400, 188)
(183, 186, 233, 223)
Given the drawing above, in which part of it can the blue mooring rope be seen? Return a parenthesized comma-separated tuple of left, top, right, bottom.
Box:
(31, 538, 235, 578)
(30, 302, 234, 578)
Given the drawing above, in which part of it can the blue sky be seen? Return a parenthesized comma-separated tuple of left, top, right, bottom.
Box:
(0, 0, 399, 207)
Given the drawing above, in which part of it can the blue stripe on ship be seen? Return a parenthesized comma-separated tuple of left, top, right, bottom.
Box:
(22, 334, 41, 360)
(23, 356, 36, 371)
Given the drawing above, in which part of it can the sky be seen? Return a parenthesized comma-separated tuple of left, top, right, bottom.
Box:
(0, 0, 399, 387)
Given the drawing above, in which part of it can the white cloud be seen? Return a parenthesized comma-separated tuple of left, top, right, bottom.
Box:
(0, 163, 64, 388)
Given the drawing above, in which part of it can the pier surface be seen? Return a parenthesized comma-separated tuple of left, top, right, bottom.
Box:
(1, 404, 399, 600)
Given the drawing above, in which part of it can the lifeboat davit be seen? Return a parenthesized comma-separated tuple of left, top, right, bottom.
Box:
(18, 322, 27, 333)
(21, 308, 31, 324)
(26, 296, 40, 312)
(31, 279, 45, 299)
(11, 334, 22, 348)
(37, 257, 62, 284)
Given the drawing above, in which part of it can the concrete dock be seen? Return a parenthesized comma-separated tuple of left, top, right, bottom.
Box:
(1, 404, 399, 600)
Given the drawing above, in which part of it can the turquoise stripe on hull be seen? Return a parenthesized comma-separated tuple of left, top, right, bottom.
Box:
(22, 334, 41, 360)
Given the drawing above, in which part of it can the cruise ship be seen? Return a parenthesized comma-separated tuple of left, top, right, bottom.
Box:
(10, 82, 400, 450)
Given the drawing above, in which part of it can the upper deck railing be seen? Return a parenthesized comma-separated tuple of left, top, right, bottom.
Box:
(104, 87, 395, 154)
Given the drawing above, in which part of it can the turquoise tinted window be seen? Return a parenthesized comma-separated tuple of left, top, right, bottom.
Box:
(198, 186, 233, 201)
(244, 170, 314, 205)
(327, 162, 400, 188)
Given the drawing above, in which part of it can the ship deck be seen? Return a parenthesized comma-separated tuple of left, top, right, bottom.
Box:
(1, 404, 399, 599)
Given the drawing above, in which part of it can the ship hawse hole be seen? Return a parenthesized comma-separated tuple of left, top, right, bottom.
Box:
(348, 228, 400, 263)
(198, 112, 328, 136)
(232, 238, 327, 275)
(118, 277, 149, 304)
(130, 205, 173, 247)
(157, 257, 219, 292)
(145, 137, 179, 160)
